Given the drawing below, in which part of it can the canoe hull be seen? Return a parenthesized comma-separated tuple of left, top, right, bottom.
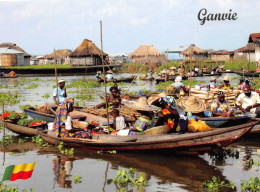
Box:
(234, 71, 260, 77)
(38, 121, 257, 154)
(24, 108, 55, 122)
(200, 116, 250, 128)
(0, 120, 42, 136)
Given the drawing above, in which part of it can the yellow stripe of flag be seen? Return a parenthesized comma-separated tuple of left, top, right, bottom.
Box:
(12, 162, 36, 174)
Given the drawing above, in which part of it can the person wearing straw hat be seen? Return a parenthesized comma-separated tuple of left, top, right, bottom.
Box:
(126, 97, 158, 136)
(219, 76, 233, 90)
(236, 84, 260, 117)
(168, 66, 176, 78)
(177, 96, 207, 115)
(211, 91, 234, 117)
(211, 66, 219, 75)
(209, 77, 217, 89)
(106, 70, 114, 80)
(53, 79, 67, 105)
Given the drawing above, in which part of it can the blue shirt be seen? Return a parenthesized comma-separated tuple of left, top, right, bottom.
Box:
(106, 74, 113, 80)
(53, 87, 65, 104)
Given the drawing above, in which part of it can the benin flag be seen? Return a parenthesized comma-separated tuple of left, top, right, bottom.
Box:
(2, 162, 36, 182)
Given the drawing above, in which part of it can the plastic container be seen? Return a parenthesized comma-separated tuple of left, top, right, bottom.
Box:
(47, 122, 54, 131)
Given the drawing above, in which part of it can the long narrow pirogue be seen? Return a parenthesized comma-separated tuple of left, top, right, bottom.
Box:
(38, 120, 258, 154)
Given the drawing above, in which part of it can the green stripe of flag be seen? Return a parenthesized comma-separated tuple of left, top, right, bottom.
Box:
(2, 165, 15, 182)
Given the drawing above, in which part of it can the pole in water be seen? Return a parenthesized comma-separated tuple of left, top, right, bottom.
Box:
(100, 21, 110, 134)
(54, 49, 59, 105)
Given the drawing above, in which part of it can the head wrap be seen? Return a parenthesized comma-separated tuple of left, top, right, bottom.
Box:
(158, 96, 176, 109)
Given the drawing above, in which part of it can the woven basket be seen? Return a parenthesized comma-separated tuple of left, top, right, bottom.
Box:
(144, 125, 168, 135)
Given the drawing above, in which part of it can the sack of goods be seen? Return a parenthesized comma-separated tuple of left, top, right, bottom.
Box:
(187, 118, 213, 132)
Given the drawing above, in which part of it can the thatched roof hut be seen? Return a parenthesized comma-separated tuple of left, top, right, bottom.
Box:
(180, 44, 205, 56)
(45, 49, 72, 59)
(129, 45, 161, 58)
(0, 42, 31, 57)
(70, 39, 107, 57)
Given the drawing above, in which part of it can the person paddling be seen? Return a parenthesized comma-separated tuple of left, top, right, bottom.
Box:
(53, 80, 67, 105)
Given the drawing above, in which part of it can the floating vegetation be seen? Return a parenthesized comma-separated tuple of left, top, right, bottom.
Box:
(32, 135, 48, 147)
(75, 94, 94, 101)
(0, 91, 21, 106)
(0, 85, 12, 89)
(105, 82, 126, 87)
(241, 177, 260, 192)
(208, 147, 239, 165)
(107, 168, 148, 191)
(203, 176, 234, 191)
(31, 78, 41, 81)
(74, 176, 82, 184)
(42, 93, 50, 99)
(66, 78, 100, 88)
(25, 84, 38, 89)
(156, 81, 174, 90)
(18, 138, 26, 144)
(183, 79, 206, 87)
(0, 134, 14, 145)
(97, 150, 116, 154)
(20, 105, 31, 110)
(57, 142, 74, 157)
(0, 183, 34, 192)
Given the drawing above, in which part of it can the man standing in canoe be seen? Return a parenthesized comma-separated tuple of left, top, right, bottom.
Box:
(53, 80, 67, 105)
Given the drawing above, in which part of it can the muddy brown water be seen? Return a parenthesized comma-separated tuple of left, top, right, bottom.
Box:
(0, 73, 259, 192)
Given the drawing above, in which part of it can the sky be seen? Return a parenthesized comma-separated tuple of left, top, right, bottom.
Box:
(0, 0, 259, 56)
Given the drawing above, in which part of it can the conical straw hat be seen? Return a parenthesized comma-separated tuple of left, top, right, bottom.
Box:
(107, 70, 113, 74)
(125, 97, 159, 111)
(219, 65, 225, 69)
(177, 96, 206, 113)
(147, 92, 167, 105)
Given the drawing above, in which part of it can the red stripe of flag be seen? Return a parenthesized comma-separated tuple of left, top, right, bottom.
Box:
(10, 170, 34, 181)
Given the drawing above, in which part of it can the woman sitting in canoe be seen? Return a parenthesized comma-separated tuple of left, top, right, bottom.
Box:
(52, 97, 91, 138)
(211, 91, 234, 117)
(107, 86, 121, 109)
(219, 76, 233, 90)
(155, 96, 180, 133)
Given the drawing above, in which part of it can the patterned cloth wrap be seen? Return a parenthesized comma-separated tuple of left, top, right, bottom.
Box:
(159, 96, 176, 109)
(158, 96, 177, 131)
(163, 85, 176, 95)
(107, 95, 121, 109)
(52, 97, 91, 138)
(129, 117, 153, 136)
(211, 99, 232, 114)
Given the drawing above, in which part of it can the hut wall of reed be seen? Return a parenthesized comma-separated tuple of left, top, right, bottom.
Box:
(70, 39, 107, 66)
(256, 45, 260, 62)
(0, 54, 17, 66)
(211, 54, 231, 62)
(129, 45, 166, 65)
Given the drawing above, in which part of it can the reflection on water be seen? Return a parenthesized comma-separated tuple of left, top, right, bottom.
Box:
(53, 156, 73, 189)
(0, 74, 259, 191)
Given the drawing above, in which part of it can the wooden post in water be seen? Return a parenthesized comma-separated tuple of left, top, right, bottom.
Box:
(189, 55, 192, 96)
(100, 21, 110, 134)
(2, 103, 5, 137)
(54, 49, 59, 105)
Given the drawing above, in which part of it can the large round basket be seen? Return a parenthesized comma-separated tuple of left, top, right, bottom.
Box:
(144, 125, 168, 135)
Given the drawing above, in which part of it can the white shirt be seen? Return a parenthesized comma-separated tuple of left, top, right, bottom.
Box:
(236, 91, 260, 113)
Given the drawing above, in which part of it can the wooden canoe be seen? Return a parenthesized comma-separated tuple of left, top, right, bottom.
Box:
(97, 93, 140, 101)
(24, 107, 112, 124)
(199, 115, 250, 128)
(139, 76, 154, 81)
(155, 76, 188, 84)
(234, 71, 260, 77)
(0, 120, 46, 136)
(97, 76, 135, 83)
(0, 75, 19, 79)
(38, 121, 258, 154)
